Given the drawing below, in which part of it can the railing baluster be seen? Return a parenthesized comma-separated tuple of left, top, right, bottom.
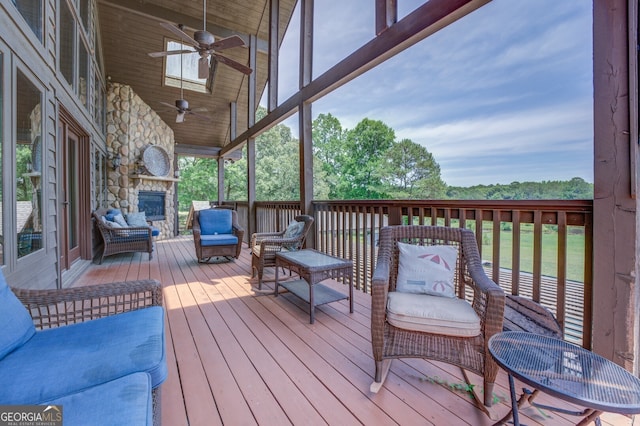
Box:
(512, 210, 521, 296)
(533, 210, 543, 302)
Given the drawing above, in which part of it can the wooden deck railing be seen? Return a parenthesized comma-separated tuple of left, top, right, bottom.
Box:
(235, 199, 593, 347)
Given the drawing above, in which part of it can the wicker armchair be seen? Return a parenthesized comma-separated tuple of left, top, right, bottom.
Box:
(370, 225, 505, 409)
(11, 279, 164, 424)
(192, 208, 244, 262)
(250, 215, 314, 289)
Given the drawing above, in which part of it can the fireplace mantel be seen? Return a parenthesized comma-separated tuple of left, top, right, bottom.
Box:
(130, 174, 179, 188)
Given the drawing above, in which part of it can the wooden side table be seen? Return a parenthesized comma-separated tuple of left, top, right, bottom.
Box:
(275, 249, 353, 324)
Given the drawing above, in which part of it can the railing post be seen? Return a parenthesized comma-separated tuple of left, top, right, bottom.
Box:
(388, 206, 402, 225)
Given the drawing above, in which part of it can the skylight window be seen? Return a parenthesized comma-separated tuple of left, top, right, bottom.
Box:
(164, 41, 208, 93)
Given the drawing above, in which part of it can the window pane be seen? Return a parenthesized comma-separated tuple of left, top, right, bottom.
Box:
(94, 149, 106, 208)
(60, 0, 75, 86)
(12, 0, 43, 42)
(94, 74, 105, 131)
(79, 0, 89, 31)
(79, 41, 88, 107)
(164, 41, 207, 93)
(16, 70, 42, 258)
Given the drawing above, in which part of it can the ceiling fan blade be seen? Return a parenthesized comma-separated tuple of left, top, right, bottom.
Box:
(148, 49, 193, 58)
(176, 112, 186, 123)
(160, 22, 199, 47)
(198, 57, 210, 79)
(160, 101, 179, 111)
(190, 106, 208, 112)
(187, 111, 213, 122)
(214, 54, 252, 75)
(211, 35, 245, 51)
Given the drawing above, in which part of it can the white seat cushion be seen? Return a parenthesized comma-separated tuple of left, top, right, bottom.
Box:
(386, 292, 481, 337)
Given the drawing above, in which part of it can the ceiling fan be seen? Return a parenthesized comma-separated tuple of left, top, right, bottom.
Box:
(160, 49, 211, 123)
(148, 0, 252, 78)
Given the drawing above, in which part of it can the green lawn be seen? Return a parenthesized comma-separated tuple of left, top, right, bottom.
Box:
(479, 222, 585, 282)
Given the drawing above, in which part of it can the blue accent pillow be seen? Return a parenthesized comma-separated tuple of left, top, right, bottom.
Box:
(198, 209, 233, 235)
(126, 212, 148, 227)
(107, 208, 120, 215)
(0, 269, 35, 360)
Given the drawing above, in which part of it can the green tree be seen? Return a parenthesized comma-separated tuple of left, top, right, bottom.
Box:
(337, 118, 395, 199)
(379, 138, 446, 199)
(177, 156, 218, 210)
(312, 113, 344, 197)
(224, 147, 247, 201)
(255, 115, 300, 200)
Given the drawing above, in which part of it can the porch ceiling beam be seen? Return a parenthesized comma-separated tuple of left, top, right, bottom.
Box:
(98, 0, 269, 53)
(222, 0, 490, 156)
(174, 144, 242, 160)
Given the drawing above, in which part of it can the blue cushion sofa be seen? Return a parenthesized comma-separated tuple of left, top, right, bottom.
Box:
(193, 208, 244, 262)
(93, 207, 161, 264)
(0, 270, 167, 426)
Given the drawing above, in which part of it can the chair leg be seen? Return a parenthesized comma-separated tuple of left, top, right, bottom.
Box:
(484, 381, 495, 407)
(370, 359, 392, 393)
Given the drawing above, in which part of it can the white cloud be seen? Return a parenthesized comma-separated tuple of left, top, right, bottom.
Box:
(275, 0, 594, 187)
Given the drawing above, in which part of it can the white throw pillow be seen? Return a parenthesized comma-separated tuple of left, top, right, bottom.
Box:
(396, 242, 458, 297)
(112, 213, 129, 228)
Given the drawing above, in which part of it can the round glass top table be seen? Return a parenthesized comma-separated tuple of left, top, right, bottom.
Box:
(488, 331, 640, 425)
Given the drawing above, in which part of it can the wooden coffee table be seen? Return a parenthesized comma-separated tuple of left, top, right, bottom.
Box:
(275, 249, 353, 324)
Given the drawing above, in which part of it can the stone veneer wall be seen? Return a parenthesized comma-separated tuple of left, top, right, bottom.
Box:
(106, 82, 175, 239)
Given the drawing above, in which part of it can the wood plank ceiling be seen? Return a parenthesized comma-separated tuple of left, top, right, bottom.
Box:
(97, 0, 296, 154)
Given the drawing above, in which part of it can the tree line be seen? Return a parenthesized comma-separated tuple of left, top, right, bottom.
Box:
(177, 107, 593, 208)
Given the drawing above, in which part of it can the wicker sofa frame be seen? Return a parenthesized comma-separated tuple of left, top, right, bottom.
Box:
(370, 225, 505, 408)
(93, 208, 154, 264)
(11, 279, 164, 425)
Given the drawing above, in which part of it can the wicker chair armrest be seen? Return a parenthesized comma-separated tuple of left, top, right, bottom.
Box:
(233, 225, 245, 244)
(465, 264, 505, 337)
(258, 236, 302, 251)
(250, 231, 285, 249)
(370, 255, 391, 358)
(12, 279, 163, 329)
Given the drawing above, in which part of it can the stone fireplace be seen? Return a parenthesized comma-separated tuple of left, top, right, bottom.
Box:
(105, 82, 177, 239)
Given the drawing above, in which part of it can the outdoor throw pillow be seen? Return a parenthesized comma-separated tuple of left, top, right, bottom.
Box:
(283, 221, 304, 239)
(126, 212, 148, 227)
(112, 213, 129, 228)
(396, 242, 458, 297)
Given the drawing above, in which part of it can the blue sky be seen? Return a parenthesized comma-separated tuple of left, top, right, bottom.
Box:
(271, 1, 593, 187)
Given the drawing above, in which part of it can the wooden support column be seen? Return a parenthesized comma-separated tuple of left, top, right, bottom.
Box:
(592, 0, 639, 373)
(220, 102, 237, 204)
(375, 0, 397, 35)
(217, 157, 225, 203)
(299, 0, 314, 248)
(268, 0, 279, 111)
(247, 35, 258, 237)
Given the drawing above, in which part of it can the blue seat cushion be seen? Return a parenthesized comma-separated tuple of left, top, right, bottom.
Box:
(150, 226, 160, 237)
(200, 234, 238, 246)
(0, 270, 35, 360)
(41, 373, 153, 426)
(0, 306, 167, 404)
(198, 209, 233, 235)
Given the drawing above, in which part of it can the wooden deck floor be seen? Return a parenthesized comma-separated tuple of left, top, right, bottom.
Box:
(74, 236, 635, 426)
